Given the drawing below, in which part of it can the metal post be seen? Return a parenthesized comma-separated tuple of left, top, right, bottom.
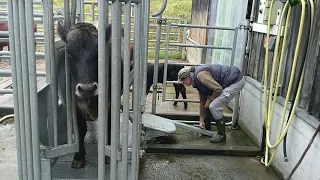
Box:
(110, 1, 121, 179)
(177, 17, 181, 51)
(132, 1, 142, 179)
(71, 0, 77, 25)
(91, 3, 95, 22)
(121, 2, 131, 179)
(12, 0, 27, 178)
(7, 0, 22, 179)
(26, 0, 41, 179)
(97, 0, 106, 179)
(230, 27, 238, 66)
(151, 14, 162, 114)
(162, 23, 171, 102)
(64, 0, 73, 144)
(18, 0, 34, 178)
(80, 0, 84, 21)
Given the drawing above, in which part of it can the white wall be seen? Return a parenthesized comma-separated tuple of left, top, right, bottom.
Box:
(239, 77, 320, 180)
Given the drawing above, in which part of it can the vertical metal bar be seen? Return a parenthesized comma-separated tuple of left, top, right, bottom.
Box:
(7, 0, 22, 179)
(40, 159, 52, 180)
(12, 0, 27, 178)
(182, 14, 187, 60)
(151, 14, 162, 114)
(71, 80, 79, 145)
(177, 18, 181, 51)
(97, 0, 106, 179)
(141, 0, 150, 112)
(71, 0, 77, 25)
(18, 0, 34, 178)
(162, 23, 171, 102)
(64, 0, 73, 144)
(104, 0, 110, 148)
(110, 1, 121, 179)
(230, 27, 238, 66)
(26, 0, 41, 178)
(80, 0, 84, 22)
(132, 2, 141, 179)
(91, 3, 95, 22)
(121, 1, 131, 180)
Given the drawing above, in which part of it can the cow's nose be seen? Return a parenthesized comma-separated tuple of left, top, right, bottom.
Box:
(75, 82, 98, 97)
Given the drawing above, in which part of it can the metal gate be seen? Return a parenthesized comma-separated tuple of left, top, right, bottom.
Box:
(7, 0, 148, 179)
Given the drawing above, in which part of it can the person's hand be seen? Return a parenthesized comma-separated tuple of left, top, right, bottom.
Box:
(204, 99, 213, 108)
(199, 121, 205, 129)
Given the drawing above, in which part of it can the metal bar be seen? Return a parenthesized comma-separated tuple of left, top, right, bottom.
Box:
(0, 69, 46, 77)
(170, 23, 235, 31)
(110, 1, 121, 179)
(91, 3, 95, 22)
(0, 37, 45, 42)
(166, 62, 203, 66)
(40, 159, 52, 180)
(105, 146, 133, 161)
(0, 31, 44, 37)
(6, 0, 22, 179)
(173, 121, 213, 136)
(64, 0, 73, 145)
(71, 80, 79, 146)
(165, 98, 200, 103)
(132, 1, 142, 178)
(104, 0, 110, 151)
(162, 23, 171, 102)
(97, 0, 106, 179)
(177, 17, 181, 51)
(151, 14, 162, 114)
(71, 0, 77, 25)
(230, 28, 238, 66)
(121, 1, 131, 179)
(0, 51, 45, 57)
(0, 89, 13, 94)
(18, 0, 34, 178)
(79, 0, 84, 21)
(141, 0, 150, 112)
(152, 0, 166, 17)
(169, 43, 233, 50)
(182, 14, 187, 59)
(12, 0, 27, 178)
(176, 120, 233, 125)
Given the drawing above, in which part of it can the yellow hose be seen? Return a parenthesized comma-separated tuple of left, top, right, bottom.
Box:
(263, 0, 315, 167)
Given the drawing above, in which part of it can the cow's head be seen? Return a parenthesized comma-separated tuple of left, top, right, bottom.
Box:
(57, 20, 111, 120)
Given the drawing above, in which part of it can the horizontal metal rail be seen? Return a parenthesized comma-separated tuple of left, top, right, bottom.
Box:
(0, 70, 46, 77)
(0, 31, 44, 37)
(170, 23, 235, 31)
(0, 89, 13, 94)
(0, 51, 45, 58)
(169, 43, 233, 50)
(0, 1, 42, 5)
(0, 16, 65, 23)
(0, 37, 45, 43)
(165, 98, 200, 103)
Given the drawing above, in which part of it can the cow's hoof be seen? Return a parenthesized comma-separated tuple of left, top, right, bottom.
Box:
(71, 159, 86, 169)
(173, 102, 177, 106)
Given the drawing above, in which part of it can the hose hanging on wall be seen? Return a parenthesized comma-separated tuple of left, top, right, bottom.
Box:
(283, 0, 314, 162)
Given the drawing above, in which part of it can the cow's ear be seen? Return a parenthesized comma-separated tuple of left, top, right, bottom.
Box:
(57, 20, 68, 43)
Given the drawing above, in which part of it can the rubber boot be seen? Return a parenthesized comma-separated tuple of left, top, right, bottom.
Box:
(210, 119, 226, 143)
(204, 108, 213, 131)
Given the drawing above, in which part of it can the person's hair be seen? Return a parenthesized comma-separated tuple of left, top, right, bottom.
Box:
(190, 66, 195, 72)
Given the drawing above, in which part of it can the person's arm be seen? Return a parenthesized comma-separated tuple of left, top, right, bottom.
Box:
(197, 71, 222, 100)
(199, 94, 207, 120)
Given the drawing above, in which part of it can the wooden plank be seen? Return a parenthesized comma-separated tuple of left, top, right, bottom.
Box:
(248, 32, 259, 76)
(252, 33, 263, 79)
(257, 34, 266, 82)
(309, 59, 320, 118)
(190, 0, 210, 45)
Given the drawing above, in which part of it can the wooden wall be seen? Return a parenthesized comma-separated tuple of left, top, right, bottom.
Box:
(246, 1, 320, 119)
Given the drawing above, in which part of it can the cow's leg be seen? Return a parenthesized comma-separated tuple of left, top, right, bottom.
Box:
(173, 84, 179, 106)
(181, 85, 188, 110)
(72, 109, 87, 169)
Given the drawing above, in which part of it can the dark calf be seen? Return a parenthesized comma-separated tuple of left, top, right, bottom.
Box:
(56, 21, 126, 169)
(0, 23, 38, 51)
(145, 63, 188, 109)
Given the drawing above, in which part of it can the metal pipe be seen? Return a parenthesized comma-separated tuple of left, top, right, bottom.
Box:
(151, 14, 162, 114)
(132, 2, 142, 179)
(121, 2, 131, 179)
(169, 43, 233, 50)
(0, 89, 13, 94)
(12, 0, 27, 178)
(6, 0, 23, 178)
(18, 0, 34, 178)
(0, 51, 45, 57)
(162, 23, 171, 102)
(152, 0, 167, 17)
(64, 0, 73, 145)
(177, 18, 181, 51)
(0, 69, 46, 77)
(80, 0, 84, 21)
(165, 98, 200, 103)
(0, 38, 45, 43)
(0, 31, 44, 37)
(91, 3, 95, 22)
(170, 23, 235, 30)
(97, 0, 106, 179)
(230, 28, 238, 66)
(182, 14, 187, 59)
(104, 0, 110, 150)
(26, 0, 41, 178)
(71, 0, 77, 25)
(110, 1, 121, 179)
(166, 62, 204, 66)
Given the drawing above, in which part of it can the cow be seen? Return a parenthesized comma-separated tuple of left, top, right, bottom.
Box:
(56, 20, 128, 169)
(0, 23, 38, 51)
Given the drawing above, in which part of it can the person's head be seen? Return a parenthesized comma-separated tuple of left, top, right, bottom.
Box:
(177, 67, 193, 86)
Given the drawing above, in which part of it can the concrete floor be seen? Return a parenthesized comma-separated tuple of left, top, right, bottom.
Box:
(139, 153, 280, 180)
